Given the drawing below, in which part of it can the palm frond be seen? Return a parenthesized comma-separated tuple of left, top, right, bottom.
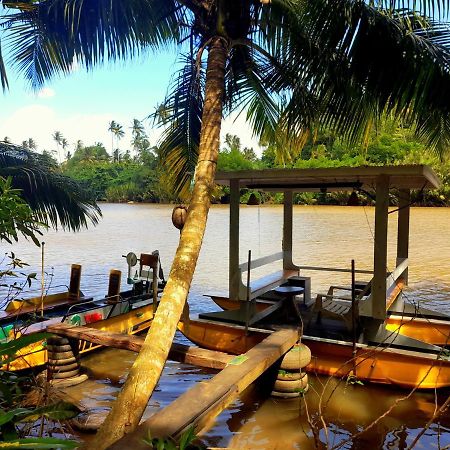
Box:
(153, 53, 204, 199)
(0, 37, 9, 90)
(261, 0, 450, 156)
(1, 0, 186, 89)
(225, 44, 281, 143)
(0, 142, 102, 231)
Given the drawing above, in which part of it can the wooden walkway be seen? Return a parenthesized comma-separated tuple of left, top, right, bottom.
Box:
(47, 323, 233, 370)
(108, 328, 299, 450)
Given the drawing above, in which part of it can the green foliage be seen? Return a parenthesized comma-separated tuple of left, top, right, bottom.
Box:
(0, 142, 101, 231)
(143, 426, 205, 450)
(0, 437, 78, 448)
(0, 177, 44, 246)
(0, 334, 80, 447)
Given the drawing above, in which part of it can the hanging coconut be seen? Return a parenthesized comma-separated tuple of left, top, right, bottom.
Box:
(172, 205, 188, 230)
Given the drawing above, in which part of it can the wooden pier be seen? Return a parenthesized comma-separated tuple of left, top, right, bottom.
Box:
(47, 323, 299, 448)
(108, 328, 299, 450)
(47, 323, 233, 370)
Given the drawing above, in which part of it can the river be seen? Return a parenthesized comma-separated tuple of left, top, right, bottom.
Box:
(3, 203, 450, 448)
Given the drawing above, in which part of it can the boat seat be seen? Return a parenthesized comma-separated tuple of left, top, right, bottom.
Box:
(313, 281, 372, 331)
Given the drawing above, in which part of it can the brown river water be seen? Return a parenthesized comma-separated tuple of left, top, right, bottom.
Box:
(3, 204, 450, 448)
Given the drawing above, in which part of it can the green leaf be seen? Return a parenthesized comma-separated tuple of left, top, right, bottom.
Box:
(17, 402, 81, 423)
(0, 332, 50, 362)
(179, 426, 196, 450)
(0, 437, 78, 449)
(0, 408, 30, 426)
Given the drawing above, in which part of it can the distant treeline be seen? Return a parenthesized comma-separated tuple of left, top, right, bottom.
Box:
(57, 121, 448, 206)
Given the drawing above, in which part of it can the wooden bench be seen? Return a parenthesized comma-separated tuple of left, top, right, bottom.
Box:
(237, 252, 299, 301)
(201, 253, 305, 327)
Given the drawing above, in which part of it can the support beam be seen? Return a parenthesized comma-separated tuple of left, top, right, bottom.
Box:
(372, 174, 390, 320)
(396, 189, 410, 284)
(229, 179, 240, 300)
(283, 191, 297, 270)
(109, 328, 299, 450)
(46, 323, 233, 370)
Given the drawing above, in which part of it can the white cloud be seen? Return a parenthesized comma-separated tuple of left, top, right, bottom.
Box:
(0, 104, 135, 155)
(0, 104, 263, 158)
(221, 112, 263, 156)
(37, 87, 55, 99)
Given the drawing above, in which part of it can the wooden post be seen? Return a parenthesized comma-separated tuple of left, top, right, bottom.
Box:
(396, 189, 410, 284)
(229, 179, 240, 300)
(107, 270, 122, 304)
(372, 174, 389, 320)
(283, 191, 296, 270)
(69, 264, 82, 301)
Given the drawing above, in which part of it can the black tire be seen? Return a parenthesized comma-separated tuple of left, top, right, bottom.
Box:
(47, 344, 73, 353)
(48, 356, 79, 366)
(48, 361, 80, 372)
(51, 368, 81, 379)
(46, 350, 75, 360)
(47, 337, 70, 346)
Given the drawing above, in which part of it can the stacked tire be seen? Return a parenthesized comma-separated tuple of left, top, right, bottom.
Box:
(46, 336, 87, 387)
(271, 343, 311, 398)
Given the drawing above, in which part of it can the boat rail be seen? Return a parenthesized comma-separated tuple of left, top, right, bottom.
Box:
(61, 295, 122, 322)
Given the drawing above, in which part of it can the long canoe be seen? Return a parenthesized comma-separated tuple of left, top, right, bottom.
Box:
(177, 317, 450, 389)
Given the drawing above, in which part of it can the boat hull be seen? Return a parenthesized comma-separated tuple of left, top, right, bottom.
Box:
(3, 301, 155, 371)
(211, 296, 450, 347)
(385, 315, 450, 347)
(178, 318, 450, 389)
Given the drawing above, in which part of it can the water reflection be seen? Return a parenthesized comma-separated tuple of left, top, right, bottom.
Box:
(3, 204, 450, 448)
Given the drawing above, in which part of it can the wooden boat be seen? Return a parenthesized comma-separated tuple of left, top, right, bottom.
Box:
(178, 316, 450, 389)
(210, 295, 450, 347)
(1, 251, 165, 371)
(178, 165, 450, 389)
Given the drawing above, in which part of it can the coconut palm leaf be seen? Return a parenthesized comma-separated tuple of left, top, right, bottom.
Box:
(1, 0, 186, 89)
(257, 0, 450, 156)
(153, 53, 204, 198)
(0, 142, 101, 231)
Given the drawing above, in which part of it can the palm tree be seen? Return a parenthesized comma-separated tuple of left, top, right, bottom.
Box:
(108, 120, 117, 155)
(130, 118, 150, 155)
(61, 138, 68, 160)
(0, 141, 101, 231)
(2, 2, 450, 447)
(112, 122, 124, 151)
(52, 131, 63, 164)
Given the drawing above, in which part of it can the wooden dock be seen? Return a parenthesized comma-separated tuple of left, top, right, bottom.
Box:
(108, 328, 299, 450)
(46, 323, 233, 370)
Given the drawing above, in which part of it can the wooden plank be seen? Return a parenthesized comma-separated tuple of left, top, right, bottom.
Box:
(388, 258, 408, 286)
(238, 251, 283, 271)
(249, 269, 298, 299)
(46, 323, 233, 370)
(109, 328, 299, 450)
(298, 265, 373, 274)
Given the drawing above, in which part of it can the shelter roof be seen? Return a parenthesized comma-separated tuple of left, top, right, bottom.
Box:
(215, 165, 440, 192)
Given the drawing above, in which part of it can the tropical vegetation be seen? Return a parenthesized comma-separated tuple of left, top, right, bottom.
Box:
(0, 141, 101, 232)
(2, 0, 450, 448)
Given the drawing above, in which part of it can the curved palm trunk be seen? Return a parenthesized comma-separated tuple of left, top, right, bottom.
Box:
(86, 37, 228, 450)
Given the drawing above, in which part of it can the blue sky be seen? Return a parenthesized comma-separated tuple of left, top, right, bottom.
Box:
(0, 47, 259, 156)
